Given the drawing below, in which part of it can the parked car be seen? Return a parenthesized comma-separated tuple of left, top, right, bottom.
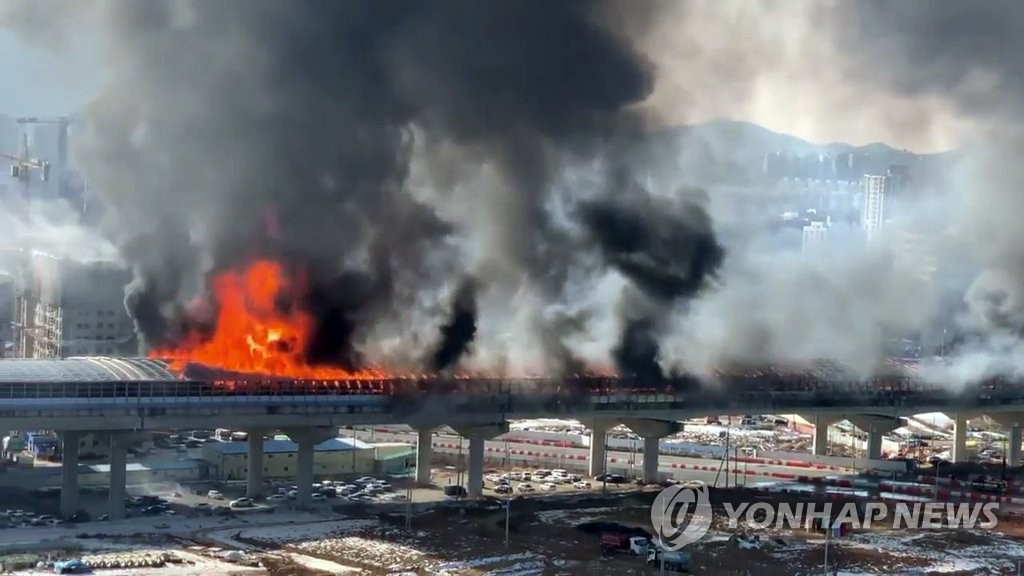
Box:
(443, 485, 468, 498)
(229, 498, 254, 509)
(573, 481, 592, 490)
(266, 494, 287, 502)
(311, 493, 327, 502)
(494, 484, 513, 495)
(67, 511, 91, 523)
(517, 483, 535, 493)
(540, 482, 558, 492)
(207, 490, 224, 500)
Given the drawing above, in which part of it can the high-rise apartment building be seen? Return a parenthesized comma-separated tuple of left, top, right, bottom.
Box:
(802, 220, 829, 257)
(860, 174, 888, 241)
(894, 230, 939, 284)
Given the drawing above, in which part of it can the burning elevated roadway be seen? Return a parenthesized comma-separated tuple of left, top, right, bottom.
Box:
(2, 356, 1024, 517)
(0, 356, 1018, 424)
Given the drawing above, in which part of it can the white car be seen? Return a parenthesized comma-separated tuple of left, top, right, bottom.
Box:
(517, 483, 535, 493)
(229, 497, 254, 508)
(573, 481, 592, 489)
(207, 490, 224, 500)
(266, 494, 287, 502)
(540, 482, 558, 492)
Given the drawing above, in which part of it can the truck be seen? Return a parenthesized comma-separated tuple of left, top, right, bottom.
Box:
(599, 534, 651, 555)
(646, 547, 690, 573)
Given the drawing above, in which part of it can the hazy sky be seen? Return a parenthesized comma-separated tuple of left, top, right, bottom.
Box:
(0, 17, 965, 153)
(0, 30, 100, 116)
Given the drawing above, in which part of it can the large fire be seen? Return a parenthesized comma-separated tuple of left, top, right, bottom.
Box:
(151, 259, 389, 379)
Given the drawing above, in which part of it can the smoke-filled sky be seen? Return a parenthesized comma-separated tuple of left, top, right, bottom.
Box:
(3, 0, 1024, 383)
(0, 1, 984, 153)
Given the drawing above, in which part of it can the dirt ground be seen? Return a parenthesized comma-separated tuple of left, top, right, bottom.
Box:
(248, 489, 1024, 575)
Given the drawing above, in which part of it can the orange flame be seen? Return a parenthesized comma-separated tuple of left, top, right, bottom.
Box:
(150, 259, 389, 379)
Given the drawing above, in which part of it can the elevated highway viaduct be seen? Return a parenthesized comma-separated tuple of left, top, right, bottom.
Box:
(1, 357, 1022, 517)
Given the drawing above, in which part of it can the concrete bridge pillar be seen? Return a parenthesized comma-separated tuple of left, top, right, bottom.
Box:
(107, 433, 130, 520)
(413, 427, 439, 486)
(866, 431, 884, 461)
(246, 430, 265, 498)
(1010, 426, 1022, 468)
(847, 415, 904, 461)
(452, 423, 509, 498)
(621, 419, 682, 483)
(988, 414, 1024, 468)
(59, 431, 80, 518)
(285, 427, 335, 507)
(808, 414, 836, 456)
(952, 413, 968, 464)
(587, 420, 613, 478)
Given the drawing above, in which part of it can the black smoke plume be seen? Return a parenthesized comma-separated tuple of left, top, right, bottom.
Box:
(431, 278, 478, 372)
(580, 183, 724, 379)
(44, 0, 657, 367)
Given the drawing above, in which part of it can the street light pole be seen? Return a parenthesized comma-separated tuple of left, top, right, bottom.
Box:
(457, 436, 464, 499)
(602, 429, 609, 493)
(505, 496, 511, 547)
(405, 485, 412, 530)
(823, 525, 830, 575)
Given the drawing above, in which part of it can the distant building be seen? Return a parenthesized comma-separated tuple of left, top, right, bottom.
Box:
(0, 115, 18, 159)
(802, 220, 830, 257)
(860, 174, 889, 241)
(894, 230, 939, 284)
(10, 251, 136, 358)
(201, 438, 375, 481)
(28, 123, 64, 200)
(0, 275, 12, 357)
(886, 164, 909, 197)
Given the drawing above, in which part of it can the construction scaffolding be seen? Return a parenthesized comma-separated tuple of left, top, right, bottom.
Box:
(31, 300, 62, 359)
(7, 251, 135, 359)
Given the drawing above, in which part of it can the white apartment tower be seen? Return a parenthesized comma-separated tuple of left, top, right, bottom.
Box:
(860, 174, 888, 241)
(802, 220, 829, 257)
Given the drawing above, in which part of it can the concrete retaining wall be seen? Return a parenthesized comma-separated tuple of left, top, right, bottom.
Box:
(754, 450, 908, 474)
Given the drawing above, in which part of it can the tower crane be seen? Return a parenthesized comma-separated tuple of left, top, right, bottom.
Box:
(1, 133, 50, 203)
(15, 116, 72, 198)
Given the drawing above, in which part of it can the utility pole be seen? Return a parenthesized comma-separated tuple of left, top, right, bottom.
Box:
(725, 416, 732, 488)
(823, 525, 830, 575)
(405, 485, 412, 530)
(505, 496, 511, 547)
(457, 436, 465, 499)
(602, 429, 609, 493)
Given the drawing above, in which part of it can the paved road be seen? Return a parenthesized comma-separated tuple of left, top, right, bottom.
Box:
(350, 428, 842, 485)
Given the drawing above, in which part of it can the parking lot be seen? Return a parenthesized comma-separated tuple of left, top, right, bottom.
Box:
(478, 468, 636, 497)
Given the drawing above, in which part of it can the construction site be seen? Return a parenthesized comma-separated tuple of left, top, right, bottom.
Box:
(4, 250, 135, 360)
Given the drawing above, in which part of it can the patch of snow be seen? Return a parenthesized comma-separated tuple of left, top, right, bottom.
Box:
(287, 552, 362, 573)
